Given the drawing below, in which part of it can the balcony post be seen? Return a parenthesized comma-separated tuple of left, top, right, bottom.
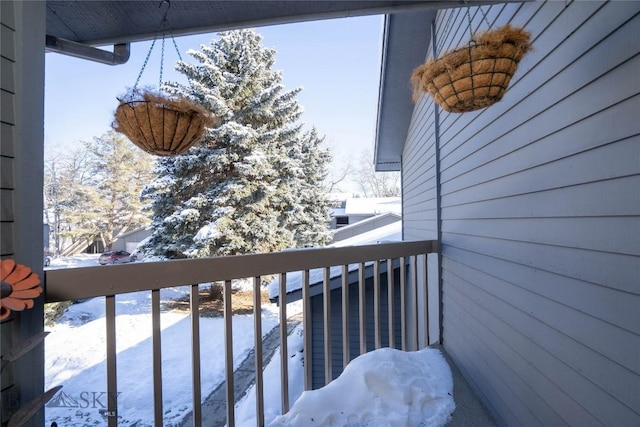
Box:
(190, 284, 202, 425)
(223, 280, 235, 426)
(152, 289, 163, 425)
(400, 256, 407, 351)
(278, 273, 289, 413)
(387, 258, 395, 348)
(106, 295, 118, 427)
(323, 267, 332, 385)
(302, 270, 312, 390)
(374, 261, 381, 349)
(358, 262, 366, 354)
(341, 265, 350, 368)
(253, 276, 264, 426)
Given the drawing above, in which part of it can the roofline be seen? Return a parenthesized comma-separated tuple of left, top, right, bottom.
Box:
(332, 213, 401, 233)
(374, 11, 435, 172)
(117, 226, 151, 239)
(53, 2, 477, 46)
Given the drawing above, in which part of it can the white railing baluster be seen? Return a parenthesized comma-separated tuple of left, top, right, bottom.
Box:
(374, 261, 381, 350)
(422, 254, 430, 347)
(387, 258, 395, 349)
(152, 289, 163, 425)
(302, 270, 312, 390)
(253, 276, 264, 427)
(341, 264, 349, 369)
(412, 255, 419, 350)
(278, 273, 289, 414)
(358, 262, 366, 355)
(105, 295, 117, 427)
(400, 256, 407, 351)
(223, 279, 235, 427)
(190, 284, 202, 426)
(323, 267, 332, 385)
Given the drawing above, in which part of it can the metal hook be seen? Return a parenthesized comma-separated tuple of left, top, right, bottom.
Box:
(159, 0, 170, 25)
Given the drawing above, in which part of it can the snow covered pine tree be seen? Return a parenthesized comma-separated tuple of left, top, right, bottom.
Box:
(142, 29, 333, 258)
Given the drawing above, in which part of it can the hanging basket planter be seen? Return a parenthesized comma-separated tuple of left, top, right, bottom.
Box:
(111, 1, 218, 156)
(113, 90, 215, 156)
(411, 24, 532, 113)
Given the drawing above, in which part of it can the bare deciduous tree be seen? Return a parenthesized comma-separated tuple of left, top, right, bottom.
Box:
(44, 149, 92, 256)
(325, 157, 353, 194)
(354, 150, 401, 197)
(43, 131, 155, 255)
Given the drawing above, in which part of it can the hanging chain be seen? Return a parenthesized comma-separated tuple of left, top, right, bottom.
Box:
(158, 0, 170, 90)
(464, 1, 493, 43)
(465, 3, 475, 42)
(132, 1, 190, 93)
(436, 2, 494, 56)
(134, 37, 157, 90)
(159, 35, 166, 89)
(477, 4, 492, 29)
(171, 33, 185, 63)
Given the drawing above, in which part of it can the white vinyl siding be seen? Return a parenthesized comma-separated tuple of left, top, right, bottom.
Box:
(402, 0, 640, 425)
(0, 1, 16, 258)
(0, 3, 17, 422)
(402, 37, 442, 346)
(0, 1, 46, 423)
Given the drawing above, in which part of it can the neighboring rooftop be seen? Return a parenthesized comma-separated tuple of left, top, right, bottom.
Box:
(269, 220, 401, 300)
(346, 197, 401, 215)
(332, 212, 401, 242)
(331, 196, 402, 217)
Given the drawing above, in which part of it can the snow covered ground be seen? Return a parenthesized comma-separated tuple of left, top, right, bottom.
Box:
(45, 255, 282, 426)
(44, 254, 455, 427)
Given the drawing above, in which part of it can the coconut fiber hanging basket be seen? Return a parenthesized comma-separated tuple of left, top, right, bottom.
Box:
(412, 24, 532, 113)
(114, 90, 215, 156)
(112, 1, 216, 156)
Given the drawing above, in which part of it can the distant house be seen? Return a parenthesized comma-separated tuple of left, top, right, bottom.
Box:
(332, 211, 401, 242)
(271, 221, 403, 389)
(110, 227, 152, 253)
(330, 196, 401, 229)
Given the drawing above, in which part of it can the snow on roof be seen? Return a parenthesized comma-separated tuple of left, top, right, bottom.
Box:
(332, 211, 400, 233)
(344, 197, 401, 215)
(268, 220, 402, 299)
(117, 226, 152, 239)
(333, 220, 401, 246)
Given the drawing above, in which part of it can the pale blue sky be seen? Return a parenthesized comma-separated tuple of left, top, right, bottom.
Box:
(44, 15, 385, 190)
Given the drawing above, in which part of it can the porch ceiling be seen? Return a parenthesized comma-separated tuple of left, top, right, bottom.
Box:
(46, 0, 465, 46)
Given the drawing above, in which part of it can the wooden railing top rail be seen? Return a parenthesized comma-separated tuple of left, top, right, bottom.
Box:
(45, 240, 437, 303)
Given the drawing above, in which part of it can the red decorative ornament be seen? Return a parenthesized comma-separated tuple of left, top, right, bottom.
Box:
(1, 259, 42, 320)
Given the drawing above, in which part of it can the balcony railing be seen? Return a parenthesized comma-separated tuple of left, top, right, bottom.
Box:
(45, 240, 437, 427)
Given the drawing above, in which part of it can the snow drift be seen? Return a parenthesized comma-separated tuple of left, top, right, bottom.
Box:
(268, 347, 455, 427)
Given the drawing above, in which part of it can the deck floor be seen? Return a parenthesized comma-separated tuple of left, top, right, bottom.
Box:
(433, 345, 496, 426)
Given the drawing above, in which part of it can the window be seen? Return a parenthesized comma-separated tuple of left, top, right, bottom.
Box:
(336, 216, 349, 226)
